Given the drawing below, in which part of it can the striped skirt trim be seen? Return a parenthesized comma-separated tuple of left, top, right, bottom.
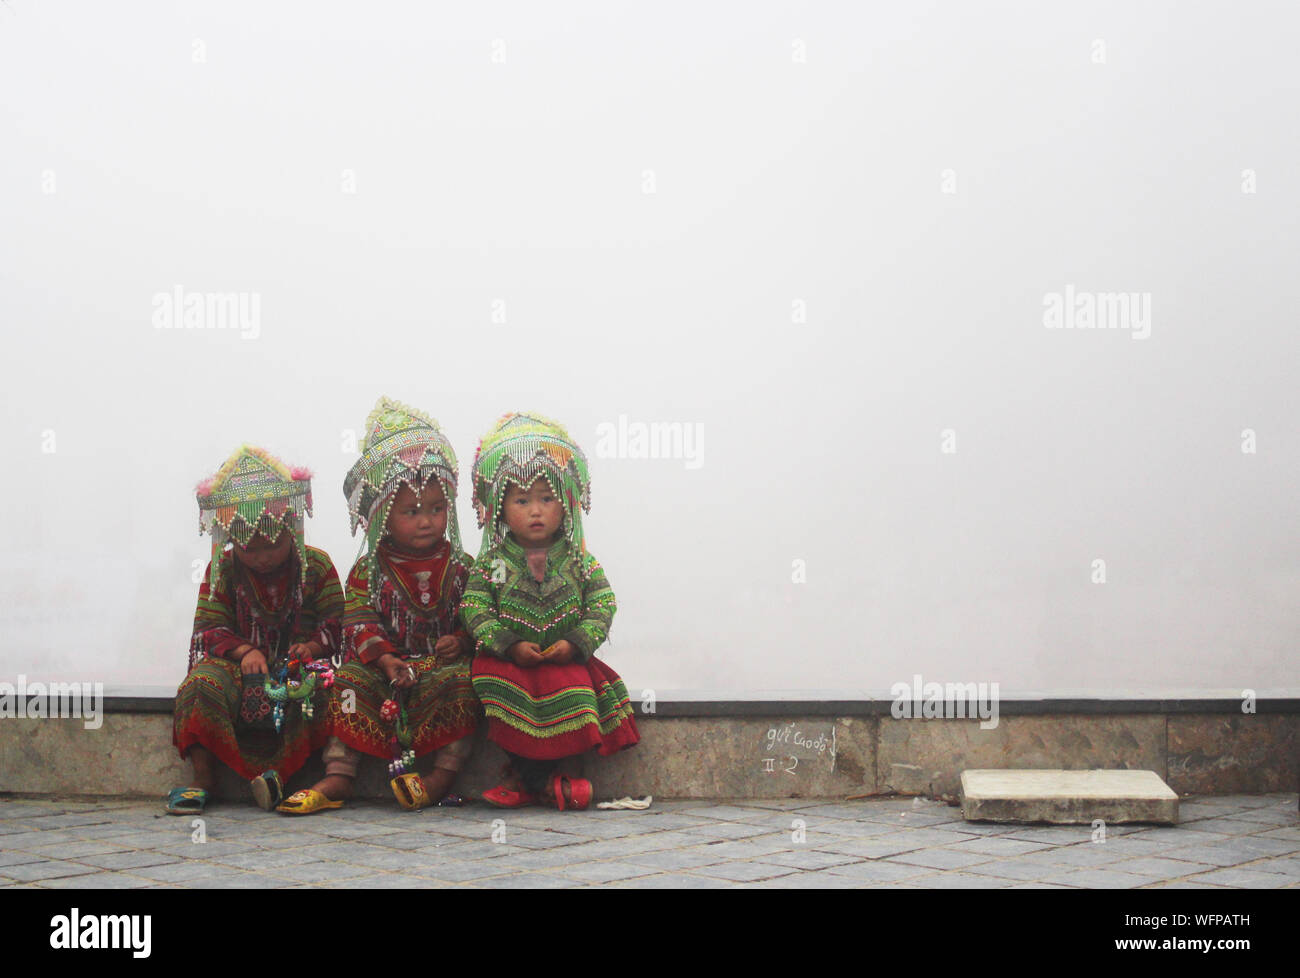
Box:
(471, 655, 640, 761)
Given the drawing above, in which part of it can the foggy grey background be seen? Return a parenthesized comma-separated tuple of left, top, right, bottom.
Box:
(1, 2, 1295, 694)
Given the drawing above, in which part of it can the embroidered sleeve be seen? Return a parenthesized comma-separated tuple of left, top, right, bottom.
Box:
(562, 553, 617, 663)
(342, 560, 398, 665)
(448, 555, 474, 654)
(188, 561, 247, 669)
(300, 548, 344, 655)
(459, 555, 522, 659)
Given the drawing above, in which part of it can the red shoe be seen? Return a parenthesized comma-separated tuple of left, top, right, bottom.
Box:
(483, 785, 538, 808)
(549, 774, 592, 811)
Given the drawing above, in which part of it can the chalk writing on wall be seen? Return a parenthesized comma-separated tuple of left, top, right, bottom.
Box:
(760, 723, 837, 776)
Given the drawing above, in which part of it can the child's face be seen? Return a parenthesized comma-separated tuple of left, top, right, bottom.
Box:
(385, 480, 449, 553)
(502, 477, 564, 547)
(232, 530, 294, 575)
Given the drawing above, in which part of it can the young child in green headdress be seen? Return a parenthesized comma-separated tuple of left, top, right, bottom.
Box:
(461, 412, 640, 810)
(281, 397, 482, 814)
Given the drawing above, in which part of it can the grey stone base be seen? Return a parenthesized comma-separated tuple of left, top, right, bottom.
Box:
(1, 707, 1296, 800)
(959, 769, 1180, 824)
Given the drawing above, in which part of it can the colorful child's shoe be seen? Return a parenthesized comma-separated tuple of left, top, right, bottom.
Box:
(250, 770, 284, 811)
(482, 785, 538, 808)
(276, 789, 344, 815)
(165, 786, 208, 815)
(391, 773, 432, 811)
(549, 774, 592, 811)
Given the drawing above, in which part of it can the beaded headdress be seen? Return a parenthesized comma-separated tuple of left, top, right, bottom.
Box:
(343, 396, 465, 585)
(195, 445, 313, 588)
(471, 412, 592, 558)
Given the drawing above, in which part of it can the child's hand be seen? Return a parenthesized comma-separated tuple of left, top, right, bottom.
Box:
(286, 641, 321, 664)
(240, 649, 269, 675)
(433, 635, 463, 659)
(538, 640, 576, 665)
(508, 642, 545, 668)
(378, 653, 417, 689)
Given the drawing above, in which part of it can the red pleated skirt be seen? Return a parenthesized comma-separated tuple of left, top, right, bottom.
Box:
(470, 655, 641, 761)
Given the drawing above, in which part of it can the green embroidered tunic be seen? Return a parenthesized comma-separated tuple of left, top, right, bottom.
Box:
(459, 534, 616, 662)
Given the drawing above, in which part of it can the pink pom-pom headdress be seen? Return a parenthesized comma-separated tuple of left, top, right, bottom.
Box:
(195, 445, 315, 587)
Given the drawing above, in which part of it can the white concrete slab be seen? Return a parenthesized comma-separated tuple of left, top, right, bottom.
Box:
(960, 769, 1179, 825)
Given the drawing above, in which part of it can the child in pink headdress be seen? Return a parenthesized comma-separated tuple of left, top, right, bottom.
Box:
(168, 446, 343, 815)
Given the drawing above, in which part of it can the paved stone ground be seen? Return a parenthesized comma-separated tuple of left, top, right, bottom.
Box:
(2, 793, 1298, 888)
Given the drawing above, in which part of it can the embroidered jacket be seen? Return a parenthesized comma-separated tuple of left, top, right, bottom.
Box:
(188, 546, 343, 670)
(342, 539, 474, 664)
(459, 534, 616, 663)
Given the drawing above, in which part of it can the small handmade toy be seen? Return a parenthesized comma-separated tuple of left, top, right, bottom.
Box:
(262, 656, 335, 733)
(381, 690, 418, 777)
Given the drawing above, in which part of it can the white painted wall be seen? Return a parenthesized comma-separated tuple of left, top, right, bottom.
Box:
(1, 2, 1295, 694)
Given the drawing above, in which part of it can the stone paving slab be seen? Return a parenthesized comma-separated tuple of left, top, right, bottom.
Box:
(676, 820, 772, 840)
(754, 849, 859, 871)
(1117, 856, 1219, 878)
(37, 872, 156, 888)
(3, 862, 98, 883)
(818, 859, 936, 883)
(946, 836, 1052, 857)
(1035, 867, 1163, 889)
(1185, 867, 1296, 888)
(0, 851, 46, 868)
(691, 860, 798, 882)
(1, 793, 1296, 888)
(964, 859, 1064, 882)
(1255, 855, 1300, 875)
(609, 872, 734, 889)
(910, 871, 1015, 889)
(887, 848, 994, 870)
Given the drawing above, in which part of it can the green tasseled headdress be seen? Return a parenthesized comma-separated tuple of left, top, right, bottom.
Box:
(343, 396, 466, 587)
(471, 412, 592, 558)
(195, 445, 313, 588)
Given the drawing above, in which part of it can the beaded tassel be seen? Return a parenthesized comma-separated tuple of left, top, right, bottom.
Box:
(379, 691, 417, 775)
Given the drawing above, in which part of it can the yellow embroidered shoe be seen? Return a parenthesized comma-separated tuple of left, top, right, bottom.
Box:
(390, 773, 431, 811)
(276, 789, 344, 815)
